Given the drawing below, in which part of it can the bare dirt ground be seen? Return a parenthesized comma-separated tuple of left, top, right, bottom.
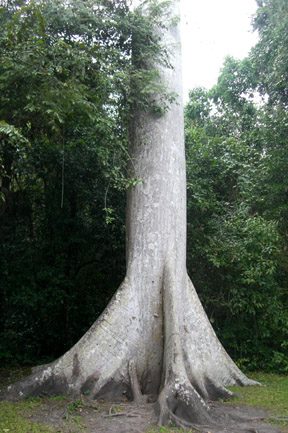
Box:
(23, 395, 284, 433)
(26, 396, 158, 433)
(0, 368, 285, 433)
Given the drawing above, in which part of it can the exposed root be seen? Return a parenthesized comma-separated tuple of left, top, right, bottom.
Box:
(153, 263, 266, 433)
(0, 262, 264, 433)
(157, 264, 214, 427)
(128, 359, 148, 404)
(105, 406, 142, 418)
(0, 363, 55, 401)
(156, 376, 213, 427)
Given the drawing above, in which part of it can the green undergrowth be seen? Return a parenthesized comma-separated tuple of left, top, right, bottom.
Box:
(0, 399, 57, 433)
(227, 372, 288, 431)
(0, 372, 287, 433)
(0, 395, 89, 433)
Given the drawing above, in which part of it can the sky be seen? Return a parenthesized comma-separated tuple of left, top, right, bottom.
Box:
(180, 0, 259, 101)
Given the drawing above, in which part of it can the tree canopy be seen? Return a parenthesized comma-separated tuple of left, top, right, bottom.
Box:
(0, 0, 172, 364)
(0, 0, 287, 375)
(185, 0, 288, 373)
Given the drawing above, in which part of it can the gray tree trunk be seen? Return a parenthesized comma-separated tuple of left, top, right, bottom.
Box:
(0, 0, 258, 427)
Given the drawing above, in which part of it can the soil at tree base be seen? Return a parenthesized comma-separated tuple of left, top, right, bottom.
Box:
(0, 368, 285, 433)
(19, 397, 284, 433)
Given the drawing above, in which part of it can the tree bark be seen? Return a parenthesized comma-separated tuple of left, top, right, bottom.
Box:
(0, 0, 258, 428)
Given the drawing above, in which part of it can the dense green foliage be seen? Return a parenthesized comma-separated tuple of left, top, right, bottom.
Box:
(185, 0, 288, 372)
(0, 0, 287, 373)
(0, 0, 129, 363)
(0, 0, 173, 364)
(251, 0, 288, 107)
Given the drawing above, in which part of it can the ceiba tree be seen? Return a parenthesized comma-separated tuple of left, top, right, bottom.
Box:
(1, 0, 257, 427)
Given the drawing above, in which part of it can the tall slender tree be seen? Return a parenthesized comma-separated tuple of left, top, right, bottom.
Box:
(1, 0, 257, 427)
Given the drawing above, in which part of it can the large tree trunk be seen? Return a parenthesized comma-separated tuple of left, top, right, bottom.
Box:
(0, 0, 258, 428)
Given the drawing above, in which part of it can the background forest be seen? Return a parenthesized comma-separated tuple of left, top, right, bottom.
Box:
(0, 0, 287, 373)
